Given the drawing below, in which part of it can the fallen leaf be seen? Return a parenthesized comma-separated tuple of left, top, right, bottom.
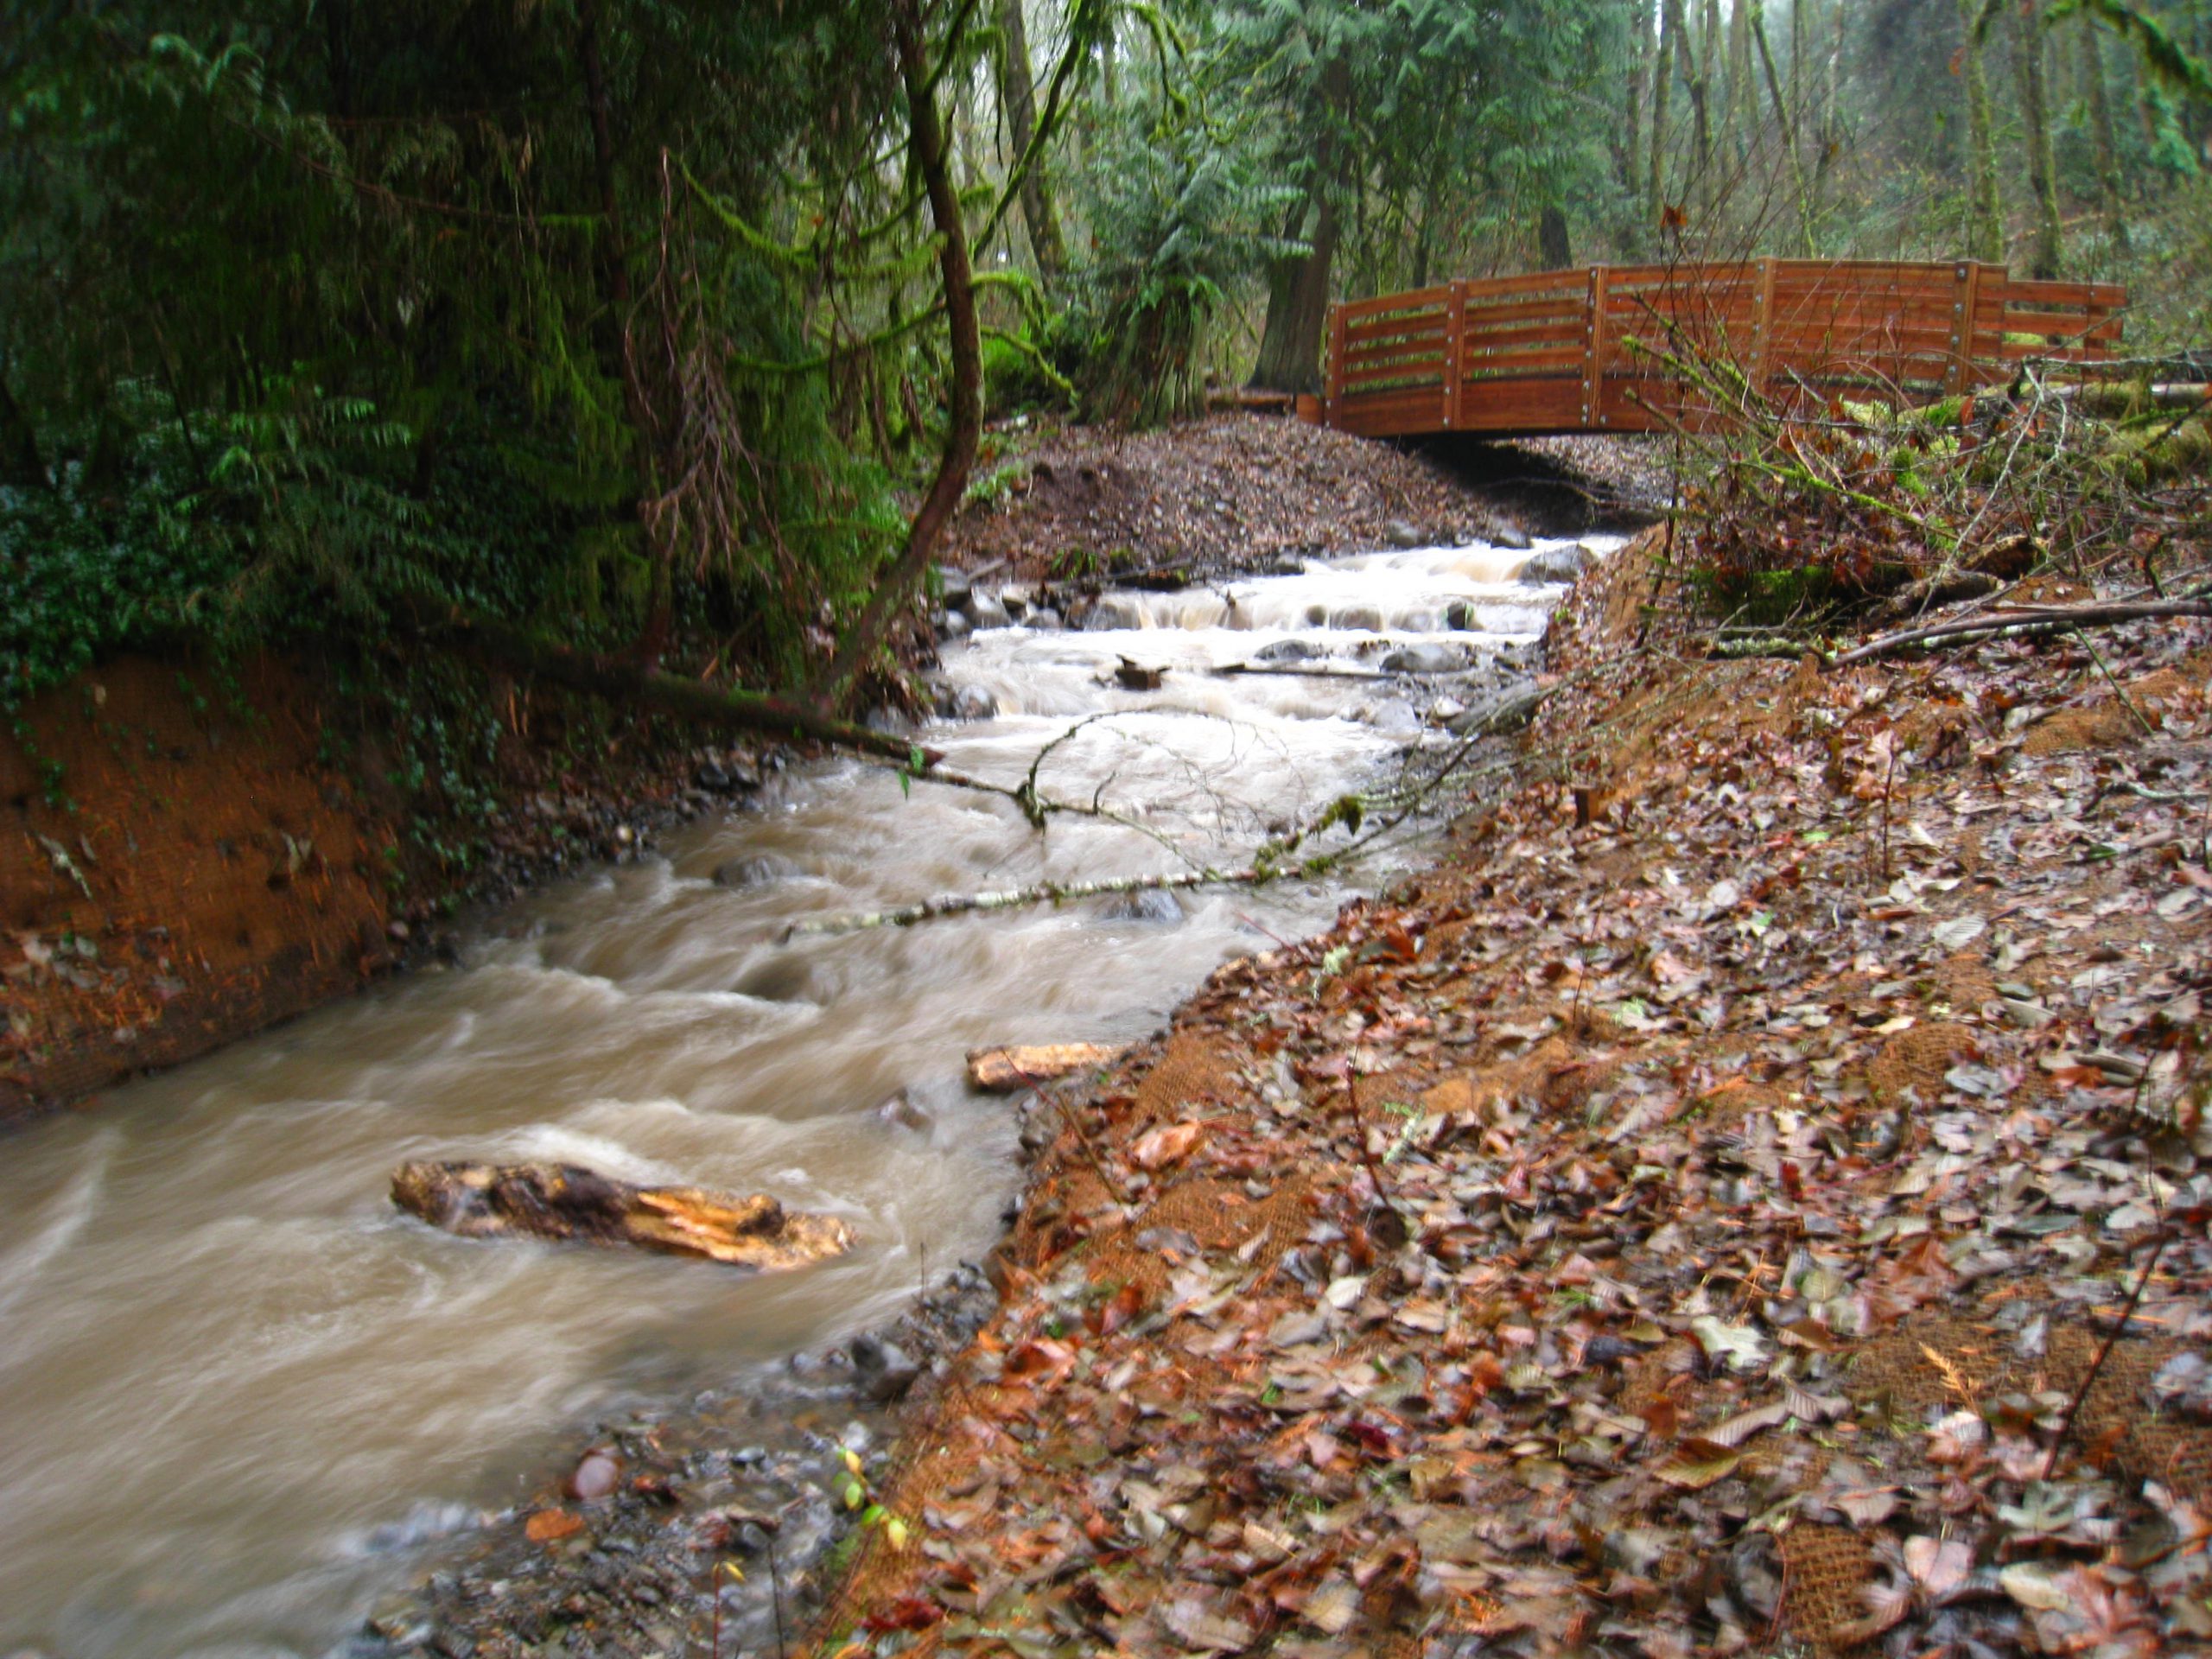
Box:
(2000, 1561, 2073, 1612)
(1905, 1535, 1973, 1599)
(1653, 1439, 1742, 1490)
(525, 1508, 583, 1543)
(1689, 1315, 1770, 1372)
(1132, 1121, 1205, 1170)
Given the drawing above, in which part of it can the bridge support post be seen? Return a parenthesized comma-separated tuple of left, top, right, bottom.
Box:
(1749, 257, 1778, 401)
(1947, 262, 1985, 395)
(1446, 281, 1467, 430)
(1581, 266, 1611, 429)
(1325, 303, 1346, 428)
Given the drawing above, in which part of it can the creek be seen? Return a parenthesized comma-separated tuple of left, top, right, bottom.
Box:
(0, 534, 1614, 1657)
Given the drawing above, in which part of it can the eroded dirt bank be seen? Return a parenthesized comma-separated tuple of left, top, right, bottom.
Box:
(796, 540, 2212, 1656)
(2, 655, 396, 1126)
(0, 653, 734, 1127)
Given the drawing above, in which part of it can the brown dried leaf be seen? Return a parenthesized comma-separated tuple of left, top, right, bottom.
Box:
(1132, 1121, 1205, 1171)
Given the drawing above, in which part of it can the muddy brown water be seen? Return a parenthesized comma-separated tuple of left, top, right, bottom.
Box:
(0, 538, 1609, 1657)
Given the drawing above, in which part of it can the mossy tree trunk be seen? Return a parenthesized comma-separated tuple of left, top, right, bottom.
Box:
(1958, 0, 2005, 263)
(2014, 0, 2063, 278)
(811, 0, 983, 712)
(1250, 55, 1351, 396)
(994, 0, 1067, 280)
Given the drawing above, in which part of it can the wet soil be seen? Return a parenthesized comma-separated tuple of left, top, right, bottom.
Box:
(1, 650, 777, 1126)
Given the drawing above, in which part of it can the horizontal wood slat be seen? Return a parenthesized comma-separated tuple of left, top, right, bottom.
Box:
(1344, 313, 1449, 346)
(1318, 259, 2126, 440)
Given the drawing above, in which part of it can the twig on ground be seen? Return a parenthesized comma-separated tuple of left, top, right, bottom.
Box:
(2042, 1227, 2171, 1482)
(1833, 598, 2212, 666)
(2073, 628, 2159, 739)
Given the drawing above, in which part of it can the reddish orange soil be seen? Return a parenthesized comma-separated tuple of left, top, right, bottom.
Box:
(1, 655, 395, 1124)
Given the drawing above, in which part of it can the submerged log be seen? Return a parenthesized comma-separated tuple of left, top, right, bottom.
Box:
(390, 1160, 852, 1272)
(967, 1042, 1122, 1091)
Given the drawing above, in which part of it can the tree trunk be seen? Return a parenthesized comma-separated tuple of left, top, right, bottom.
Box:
(1538, 202, 1573, 269)
(994, 0, 1066, 279)
(1725, 0, 1753, 156)
(1250, 188, 1340, 394)
(2014, 0, 2063, 278)
(0, 373, 48, 490)
(1751, 3, 1815, 251)
(1695, 0, 1719, 179)
(1667, 0, 1713, 207)
(812, 0, 983, 712)
(1647, 0, 1676, 226)
(1623, 0, 1652, 200)
(2080, 18, 2128, 250)
(450, 616, 942, 766)
(1819, 0, 1846, 170)
(1249, 56, 1351, 395)
(1958, 0, 2004, 263)
(576, 0, 672, 666)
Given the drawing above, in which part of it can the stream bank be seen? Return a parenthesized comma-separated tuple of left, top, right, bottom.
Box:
(795, 538, 2212, 1658)
(1, 415, 1593, 1132)
(0, 648, 774, 1129)
(0, 479, 1620, 1658)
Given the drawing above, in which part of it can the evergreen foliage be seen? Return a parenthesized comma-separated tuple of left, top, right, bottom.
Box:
(3, 0, 2209, 715)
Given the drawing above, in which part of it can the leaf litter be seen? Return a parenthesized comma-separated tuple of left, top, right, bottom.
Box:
(790, 531, 2212, 1657)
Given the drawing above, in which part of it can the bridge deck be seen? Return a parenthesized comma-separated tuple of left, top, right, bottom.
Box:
(1310, 259, 2126, 440)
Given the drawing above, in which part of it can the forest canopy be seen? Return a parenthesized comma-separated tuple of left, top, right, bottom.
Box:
(3, 0, 2208, 715)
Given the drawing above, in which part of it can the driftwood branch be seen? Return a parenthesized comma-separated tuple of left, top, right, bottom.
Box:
(1833, 598, 2212, 667)
(1214, 661, 1388, 682)
(780, 867, 1263, 941)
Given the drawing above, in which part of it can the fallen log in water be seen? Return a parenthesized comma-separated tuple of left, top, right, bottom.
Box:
(966, 1043, 1122, 1091)
(390, 1161, 852, 1272)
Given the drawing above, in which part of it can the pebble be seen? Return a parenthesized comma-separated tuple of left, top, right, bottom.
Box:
(876, 1090, 932, 1132)
(1446, 683, 1544, 736)
(565, 1448, 621, 1502)
(849, 1336, 922, 1403)
(1084, 597, 1144, 631)
(940, 683, 999, 721)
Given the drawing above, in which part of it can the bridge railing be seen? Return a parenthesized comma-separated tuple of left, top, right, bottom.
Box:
(1318, 259, 2127, 440)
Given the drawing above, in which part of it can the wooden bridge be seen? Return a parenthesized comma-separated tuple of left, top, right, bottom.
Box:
(1308, 258, 2126, 440)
